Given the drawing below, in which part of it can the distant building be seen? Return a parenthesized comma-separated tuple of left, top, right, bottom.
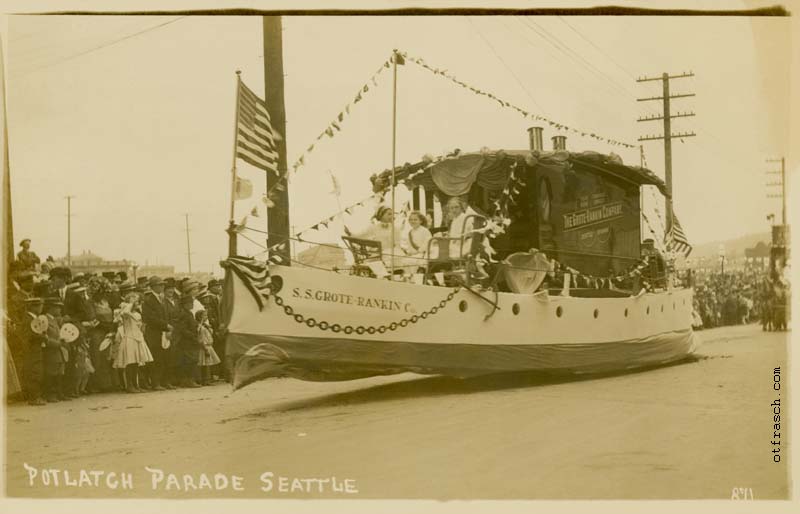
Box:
(138, 264, 176, 278)
(175, 272, 215, 285)
(58, 250, 135, 276)
(744, 241, 770, 270)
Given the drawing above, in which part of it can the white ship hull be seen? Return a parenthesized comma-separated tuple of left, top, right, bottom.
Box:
(223, 265, 699, 388)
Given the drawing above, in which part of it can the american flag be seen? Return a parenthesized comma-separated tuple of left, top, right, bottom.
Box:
(221, 256, 272, 310)
(236, 80, 279, 173)
(664, 214, 692, 257)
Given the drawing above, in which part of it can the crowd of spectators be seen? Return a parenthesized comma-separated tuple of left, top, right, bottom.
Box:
(6, 238, 226, 406)
(690, 268, 790, 331)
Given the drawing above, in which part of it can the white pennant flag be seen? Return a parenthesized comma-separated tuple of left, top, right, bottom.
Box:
(234, 176, 253, 200)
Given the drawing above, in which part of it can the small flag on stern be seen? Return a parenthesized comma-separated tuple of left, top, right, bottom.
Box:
(664, 214, 692, 257)
(236, 80, 280, 173)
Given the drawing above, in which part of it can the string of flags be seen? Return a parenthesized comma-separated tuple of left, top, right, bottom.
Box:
(398, 50, 636, 149)
(490, 160, 524, 226)
(262, 52, 400, 205)
(263, 192, 385, 252)
(256, 47, 635, 222)
(553, 255, 653, 290)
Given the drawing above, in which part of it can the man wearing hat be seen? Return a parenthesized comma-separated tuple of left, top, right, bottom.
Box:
(48, 267, 72, 303)
(20, 297, 47, 405)
(64, 281, 91, 321)
(16, 238, 41, 273)
(42, 297, 69, 402)
(136, 276, 149, 293)
(142, 276, 171, 390)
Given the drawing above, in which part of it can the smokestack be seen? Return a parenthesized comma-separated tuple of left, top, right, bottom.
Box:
(552, 135, 567, 151)
(527, 126, 544, 151)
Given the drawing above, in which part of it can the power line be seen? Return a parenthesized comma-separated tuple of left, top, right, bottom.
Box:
(518, 17, 637, 103)
(557, 17, 638, 83)
(465, 16, 548, 116)
(13, 16, 187, 77)
(504, 17, 644, 131)
(515, 17, 624, 103)
(552, 17, 762, 172)
(10, 17, 152, 66)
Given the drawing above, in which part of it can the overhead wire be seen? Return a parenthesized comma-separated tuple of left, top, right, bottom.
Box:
(9, 17, 154, 69)
(465, 16, 548, 116)
(518, 17, 638, 103)
(554, 15, 763, 177)
(501, 16, 638, 132)
(12, 16, 188, 77)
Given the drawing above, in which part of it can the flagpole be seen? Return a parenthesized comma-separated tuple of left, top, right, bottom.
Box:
(227, 70, 242, 257)
(390, 50, 398, 275)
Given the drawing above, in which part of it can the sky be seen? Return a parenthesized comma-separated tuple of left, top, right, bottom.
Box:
(3, 9, 793, 274)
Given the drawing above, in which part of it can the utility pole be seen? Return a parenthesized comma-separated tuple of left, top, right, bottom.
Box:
(262, 16, 291, 266)
(766, 157, 786, 226)
(637, 72, 696, 231)
(64, 195, 75, 266)
(184, 213, 193, 274)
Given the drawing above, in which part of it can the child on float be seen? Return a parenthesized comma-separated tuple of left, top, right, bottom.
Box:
(400, 210, 432, 276)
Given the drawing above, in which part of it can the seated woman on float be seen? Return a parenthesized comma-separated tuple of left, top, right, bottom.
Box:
(440, 197, 474, 259)
(355, 205, 404, 266)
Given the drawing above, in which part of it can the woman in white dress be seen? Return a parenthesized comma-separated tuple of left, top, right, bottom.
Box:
(400, 210, 432, 274)
(356, 206, 404, 270)
(113, 293, 154, 393)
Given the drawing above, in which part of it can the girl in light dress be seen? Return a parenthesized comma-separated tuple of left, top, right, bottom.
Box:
(195, 310, 221, 385)
(112, 292, 154, 393)
(400, 210, 432, 275)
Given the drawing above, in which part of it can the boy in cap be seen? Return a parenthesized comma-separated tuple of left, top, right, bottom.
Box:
(42, 298, 69, 402)
(21, 297, 47, 405)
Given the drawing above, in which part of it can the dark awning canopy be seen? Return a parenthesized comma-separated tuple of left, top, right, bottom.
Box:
(370, 149, 669, 197)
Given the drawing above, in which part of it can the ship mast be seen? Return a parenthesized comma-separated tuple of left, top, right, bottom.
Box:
(390, 50, 398, 274)
(263, 16, 291, 265)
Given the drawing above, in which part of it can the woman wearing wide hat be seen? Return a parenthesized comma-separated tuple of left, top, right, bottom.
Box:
(85, 276, 118, 393)
(172, 293, 202, 387)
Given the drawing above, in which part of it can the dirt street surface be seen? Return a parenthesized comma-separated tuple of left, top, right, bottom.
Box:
(4, 324, 790, 499)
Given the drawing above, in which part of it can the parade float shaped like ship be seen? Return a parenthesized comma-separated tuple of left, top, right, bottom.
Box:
(221, 142, 699, 389)
(218, 22, 698, 389)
